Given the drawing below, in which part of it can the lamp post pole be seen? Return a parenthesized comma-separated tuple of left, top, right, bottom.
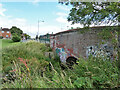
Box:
(37, 20, 44, 41)
(38, 20, 39, 36)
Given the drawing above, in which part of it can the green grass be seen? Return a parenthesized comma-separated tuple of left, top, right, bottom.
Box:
(0, 39, 21, 49)
(1, 41, 120, 88)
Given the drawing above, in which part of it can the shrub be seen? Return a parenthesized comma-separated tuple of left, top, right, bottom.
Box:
(12, 34, 21, 42)
(0, 36, 3, 39)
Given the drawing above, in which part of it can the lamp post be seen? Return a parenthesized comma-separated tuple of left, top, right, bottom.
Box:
(38, 20, 44, 36)
(37, 20, 44, 41)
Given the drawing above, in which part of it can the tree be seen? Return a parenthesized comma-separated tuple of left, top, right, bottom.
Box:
(12, 34, 21, 42)
(24, 33, 31, 39)
(10, 26, 23, 36)
(59, 2, 120, 27)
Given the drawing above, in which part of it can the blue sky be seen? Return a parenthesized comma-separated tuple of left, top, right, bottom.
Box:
(0, 1, 82, 37)
(3, 2, 63, 24)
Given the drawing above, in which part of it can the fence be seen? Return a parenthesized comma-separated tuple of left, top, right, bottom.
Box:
(39, 34, 50, 44)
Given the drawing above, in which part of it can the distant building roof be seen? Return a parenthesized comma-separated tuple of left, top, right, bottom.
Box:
(40, 34, 53, 37)
(2, 28, 10, 31)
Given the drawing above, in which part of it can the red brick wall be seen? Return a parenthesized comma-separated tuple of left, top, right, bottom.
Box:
(50, 26, 119, 63)
(0, 31, 2, 36)
(0, 30, 11, 38)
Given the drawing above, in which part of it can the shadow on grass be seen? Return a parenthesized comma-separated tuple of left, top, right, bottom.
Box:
(7, 40, 14, 43)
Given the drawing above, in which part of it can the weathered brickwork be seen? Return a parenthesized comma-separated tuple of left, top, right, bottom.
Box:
(50, 26, 119, 64)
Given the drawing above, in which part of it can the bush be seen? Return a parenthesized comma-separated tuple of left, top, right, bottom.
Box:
(0, 36, 3, 39)
(12, 34, 21, 42)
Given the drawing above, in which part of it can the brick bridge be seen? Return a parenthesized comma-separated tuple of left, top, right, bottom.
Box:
(50, 26, 120, 64)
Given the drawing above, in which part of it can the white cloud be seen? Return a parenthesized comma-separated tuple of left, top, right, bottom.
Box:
(56, 11, 83, 29)
(56, 12, 83, 30)
(56, 12, 67, 17)
(37, 25, 61, 34)
(56, 4, 85, 30)
(33, 0, 40, 3)
(56, 16, 83, 30)
(56, 5, 83, 29)
(56, 16, 67, 24)
(32, 0, 40, 6)
(56, 12, 68, 24)
(0, 3, 6, 16)
(15, 18, 27, 22)
(57, 4, 70, 11)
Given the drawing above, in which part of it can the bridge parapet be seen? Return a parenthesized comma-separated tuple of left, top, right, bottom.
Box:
(50, 26, 119, 64)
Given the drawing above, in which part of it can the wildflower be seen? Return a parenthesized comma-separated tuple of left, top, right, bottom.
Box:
(18, 57, 30, 72)
(10, 69, 16, 72)
(18, 57, 23, 60)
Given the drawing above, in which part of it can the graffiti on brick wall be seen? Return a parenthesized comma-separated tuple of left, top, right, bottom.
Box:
(56, 48, 67, 63)
(50, 35, 75, 63)
(51, 35, 115, 62)
(50, 26, 119, 62)
(55, 47, 74, 64)
(86, 44, 114, 59)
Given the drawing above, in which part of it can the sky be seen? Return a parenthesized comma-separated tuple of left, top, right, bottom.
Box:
(0, 0, 83, 38)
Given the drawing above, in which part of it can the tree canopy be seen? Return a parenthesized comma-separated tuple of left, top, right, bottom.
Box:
(23, 33, 31, 39)
(59, 2, 120, 27)
(10, 26, 23, 36)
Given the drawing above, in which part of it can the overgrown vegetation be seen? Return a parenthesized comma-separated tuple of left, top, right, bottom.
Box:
(2, 41, 120, 88)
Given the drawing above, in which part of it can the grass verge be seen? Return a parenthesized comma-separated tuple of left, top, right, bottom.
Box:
(0, 39, 21, 49)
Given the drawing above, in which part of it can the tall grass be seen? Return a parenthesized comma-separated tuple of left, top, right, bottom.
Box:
(2, 41, 120, 88)
(2, 41, 50, 74)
